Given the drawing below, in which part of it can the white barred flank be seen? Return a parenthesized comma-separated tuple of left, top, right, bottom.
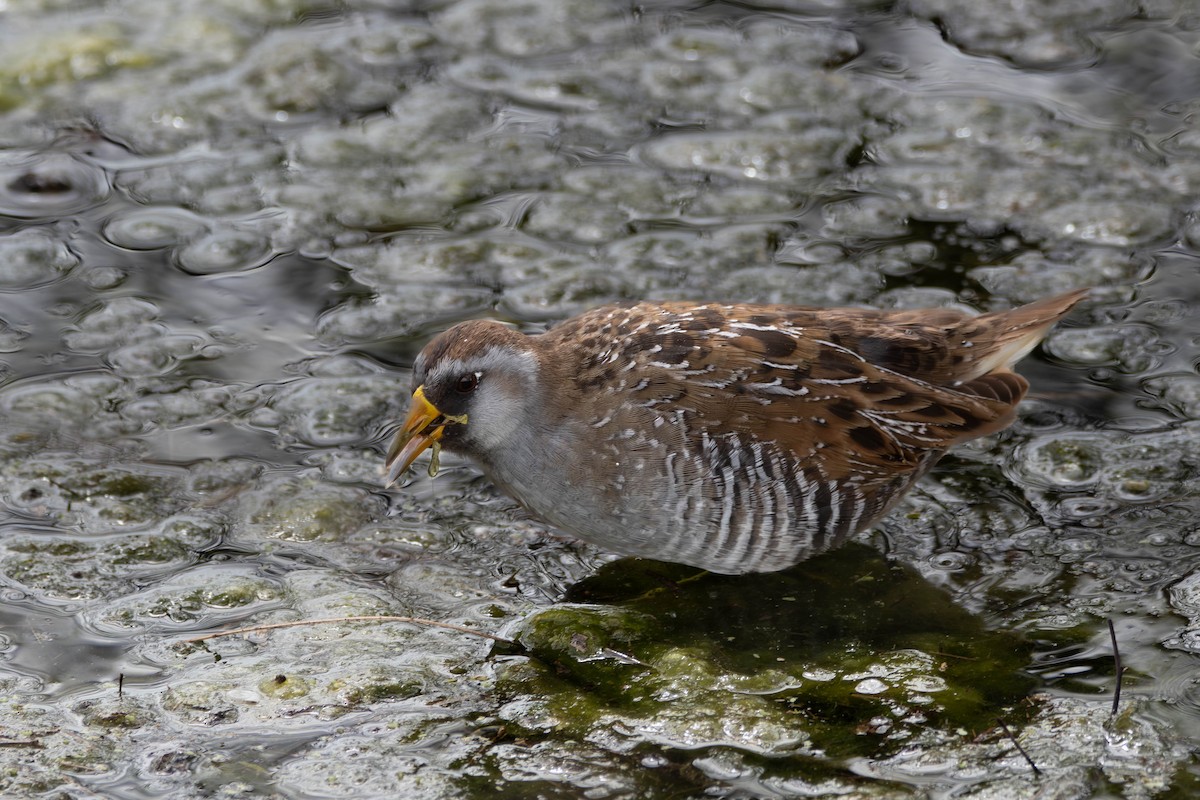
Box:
(615, 415, 882, 574)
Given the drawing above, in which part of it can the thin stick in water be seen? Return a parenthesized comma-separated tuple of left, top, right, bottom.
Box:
(996, 718, 1040, 775)
(1108, 618, 1124, 716)
(183, 615, 517, 647)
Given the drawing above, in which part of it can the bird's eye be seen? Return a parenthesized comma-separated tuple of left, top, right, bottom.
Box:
(455, 372, 480, 394)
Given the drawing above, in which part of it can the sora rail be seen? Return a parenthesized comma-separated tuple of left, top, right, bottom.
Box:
(385, 290, 1087, 574)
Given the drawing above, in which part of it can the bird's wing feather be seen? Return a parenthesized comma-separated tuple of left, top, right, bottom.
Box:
(554, 293, 1084, 484)
(680, 328, 1025, 482)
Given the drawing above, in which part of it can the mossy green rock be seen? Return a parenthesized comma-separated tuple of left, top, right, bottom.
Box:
(500, 546, 1036, 764)
(259, 674, 313, 700)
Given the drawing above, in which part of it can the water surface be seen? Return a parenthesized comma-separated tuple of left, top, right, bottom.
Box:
(1, 0, 1198, 797)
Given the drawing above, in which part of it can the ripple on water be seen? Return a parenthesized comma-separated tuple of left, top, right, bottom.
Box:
(0, 380, 101, 430)
(62, 297, 162, 353)
(0, 228, 79, 290)
(1142, 374, 1200, 420)
(0, 318, 30, 353)
(1033, 199, 1174, 247)
(237, 473, 383, 544)
(1153, 668, 1200, 717)
(0, 524, 201, 603)
(1168, 571, 1200, 624)
(106, 333, 209, 378)
(1012, 434, 1104, 490)
(1056, 496, 1121, 520)
(0, 151, 110, 220)
(0, 456, 188, 535)
(271, 374, 402, 448)
(926, 551, 974, 572)
(76, 563, 284, 636)
(173, 226, 275, 275)
(315, 287, 496, 344)
(102, 206, 208, 250)
(1044, 323, 1170, 374)
(635, 127, 851, 184)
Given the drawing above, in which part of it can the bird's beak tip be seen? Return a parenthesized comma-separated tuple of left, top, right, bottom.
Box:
(382, 385, 446, 487)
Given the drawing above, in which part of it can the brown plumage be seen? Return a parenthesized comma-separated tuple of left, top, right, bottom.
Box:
(385, 289, 1087, 574)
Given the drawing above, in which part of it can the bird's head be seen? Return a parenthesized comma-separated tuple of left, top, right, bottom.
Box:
(384, 320, 540, 486)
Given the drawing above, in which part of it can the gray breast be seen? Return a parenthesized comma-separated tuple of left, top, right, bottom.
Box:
(483, 406, 934, 574)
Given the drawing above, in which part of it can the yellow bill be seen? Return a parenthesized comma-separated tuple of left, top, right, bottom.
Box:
(384, 386, 466, 487)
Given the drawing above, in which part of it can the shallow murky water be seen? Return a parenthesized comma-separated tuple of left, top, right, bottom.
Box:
(1, 0, 1199, 797)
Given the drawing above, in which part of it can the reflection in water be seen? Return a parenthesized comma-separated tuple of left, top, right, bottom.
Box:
(487, 548, 1039, 795)
(565, 546, 1025, 668)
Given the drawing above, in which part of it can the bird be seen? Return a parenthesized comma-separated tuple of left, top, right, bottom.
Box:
(384, 289, 1088, 575)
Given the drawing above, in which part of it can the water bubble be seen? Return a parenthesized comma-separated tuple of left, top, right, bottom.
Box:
(1058, 497, 1118, 519)
(928, 551, 973, 571)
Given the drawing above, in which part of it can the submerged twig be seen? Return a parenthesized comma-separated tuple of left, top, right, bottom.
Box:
(184, 615, 517, 647)
(926, 650, 978, 662)
(1108, 618, 1124, 716)
(996, 718, 1040, 775)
